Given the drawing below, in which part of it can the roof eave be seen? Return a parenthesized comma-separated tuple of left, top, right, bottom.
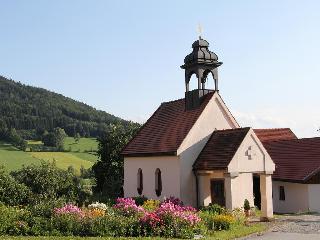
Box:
(122, 151, 177, 158)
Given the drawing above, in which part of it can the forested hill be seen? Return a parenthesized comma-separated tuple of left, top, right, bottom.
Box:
(0, 76, 127, 138)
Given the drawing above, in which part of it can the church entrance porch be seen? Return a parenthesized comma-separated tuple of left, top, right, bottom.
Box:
(196, 170, 273, 220)
(210, 179, 225, 206)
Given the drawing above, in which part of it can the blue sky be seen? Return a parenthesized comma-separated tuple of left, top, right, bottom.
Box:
(1, 1, 319, 137)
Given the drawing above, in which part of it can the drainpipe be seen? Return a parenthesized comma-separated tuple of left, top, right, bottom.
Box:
(193, 169, 199, 209)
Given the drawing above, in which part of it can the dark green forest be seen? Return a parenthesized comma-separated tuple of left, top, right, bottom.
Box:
(0, 76, 127, 139)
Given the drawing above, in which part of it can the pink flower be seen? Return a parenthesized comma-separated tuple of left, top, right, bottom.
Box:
(53, 204, 84, 218)
(113, 198, 145, 216)
(154, 201, 201, 225)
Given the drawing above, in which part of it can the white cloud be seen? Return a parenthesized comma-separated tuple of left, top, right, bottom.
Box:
(233, 106, 320, 138)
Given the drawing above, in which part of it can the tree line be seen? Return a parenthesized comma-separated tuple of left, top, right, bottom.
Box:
(0, 76, 127, 139)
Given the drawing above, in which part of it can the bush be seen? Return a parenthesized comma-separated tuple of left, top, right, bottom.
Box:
(0, 203, 31, 235)
(11, 161, 85, 204)
(0, 166, 31, 206)
(200, 203, 225, 215)
(27, 216, 53, 236)
(162, 196, 184, 206)
(0, 198, 204, 238)
(244, 199, 250, 211)
(27, 199, 66, 218)
(142, 199, 160, 212)
(201, 213, 235, 231)
(113, 198, 145, 217)
(213, 214, 235, 230)
(133, 195, 148, 206)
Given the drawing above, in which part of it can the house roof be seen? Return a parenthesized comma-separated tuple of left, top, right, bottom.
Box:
(262, 137, 320, 183)
(193, 128, 250, 170)
(121, 92, 215, 157)
(254, 128, 297, 143)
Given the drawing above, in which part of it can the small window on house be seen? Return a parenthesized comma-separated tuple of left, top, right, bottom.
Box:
(137, 168, 143, 195)
(155, 168, 162, 197)
(279, 186, 285, 201)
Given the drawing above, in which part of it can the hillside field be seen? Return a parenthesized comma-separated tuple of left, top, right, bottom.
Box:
(0, 137, 98, 173)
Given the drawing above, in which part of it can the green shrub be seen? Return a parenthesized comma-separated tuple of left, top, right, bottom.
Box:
(11, 161, 87, 204)
(142, 199, 160, 212)
(212, 214, 235, 231)
(200, 203, 225, 215)
(132, 195, 148, 206)
(0, 203, 31, 235)
(200, 212, 235, 231)
(28, 216, 53, 236)
(0, 166, 31, 206)
(52, 213, 81, 236)
(27, 199, 66, 218)
(160, 217, 198, 239)
(244, 199, 250, 211)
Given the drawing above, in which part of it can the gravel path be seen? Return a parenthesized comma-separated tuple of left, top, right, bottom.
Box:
(241, 214, 320, 239)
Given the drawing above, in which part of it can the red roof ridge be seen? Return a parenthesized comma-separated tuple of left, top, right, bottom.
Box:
(254, 128, 292, 131)
(264, 136, 320, 144)
(161, 97, 186, 105)
(214, 127, 251, 133)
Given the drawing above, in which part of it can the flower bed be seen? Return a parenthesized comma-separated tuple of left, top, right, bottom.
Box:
(0, 198, 252, 238)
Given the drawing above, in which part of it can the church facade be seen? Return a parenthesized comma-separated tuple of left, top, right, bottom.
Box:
(121, 38, 320, 218)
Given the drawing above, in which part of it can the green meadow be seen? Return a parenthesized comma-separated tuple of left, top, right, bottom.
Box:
(0, 137, 98, 173)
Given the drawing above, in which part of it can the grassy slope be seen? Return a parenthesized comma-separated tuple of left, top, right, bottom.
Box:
(0, 142, 40, 172)
(63, 137, 98, 152)
(0, 137, 98, 173)
(29, 152, 93, 175)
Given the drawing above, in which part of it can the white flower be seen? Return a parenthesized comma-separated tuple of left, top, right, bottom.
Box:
(88, 202, 107, 210)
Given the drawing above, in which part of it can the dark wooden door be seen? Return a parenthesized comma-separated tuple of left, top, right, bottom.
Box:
(211, 179, 225, 206)
(253, 176, 261, 209)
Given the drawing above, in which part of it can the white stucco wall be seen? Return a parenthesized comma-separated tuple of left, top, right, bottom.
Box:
(308, 184, 320, 212)
(228, 129, 275, 174)
(273, 181, 309, 213)
(177, 93, 239, 206)
(123, 156, 180, 200)
(198, 171, 225, 206)
(225, 173, 254, 209)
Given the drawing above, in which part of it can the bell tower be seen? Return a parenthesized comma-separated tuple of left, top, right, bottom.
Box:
(181, 37, 222, 110)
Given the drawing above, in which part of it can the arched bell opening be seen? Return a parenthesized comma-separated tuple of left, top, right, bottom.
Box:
(186, 72, 198, 92)
(202, 69, 218, 91)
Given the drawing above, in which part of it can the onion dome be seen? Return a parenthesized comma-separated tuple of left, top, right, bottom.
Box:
(181, 37, 222, 68)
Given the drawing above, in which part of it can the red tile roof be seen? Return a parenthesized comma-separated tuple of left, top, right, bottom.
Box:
(262, 138, 320, 182)
(193, 128, 250, 170)
(122, 92, 215, 157)
(254, 128, 297, 143)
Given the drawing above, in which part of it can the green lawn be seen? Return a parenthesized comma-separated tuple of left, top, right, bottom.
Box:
(0, 238, 164, 240)
(63, 137, 98, 152)
(0, 142, 40, 172)
(29, 152, 93, 174)
(0, 137, 98, 173)
(69, 152, 98, 162)
(207, 223, 266, 239)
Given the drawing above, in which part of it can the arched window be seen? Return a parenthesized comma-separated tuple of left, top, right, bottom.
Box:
(202, 70, 216, 90)
(188, 73, 198, 91)
(155, 168, 162, 197)
(137, 168, 143, 195)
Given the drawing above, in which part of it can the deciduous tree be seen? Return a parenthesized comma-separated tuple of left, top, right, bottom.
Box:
(92, 122, 140, 199)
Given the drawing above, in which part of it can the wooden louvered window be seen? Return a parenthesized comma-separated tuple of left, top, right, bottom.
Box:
(137, 168, 143, 195)
(155, 168, 162, 197)
(279, 186, 285, 201)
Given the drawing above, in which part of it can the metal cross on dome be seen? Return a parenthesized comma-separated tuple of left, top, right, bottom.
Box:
(197, 23, 203, 39)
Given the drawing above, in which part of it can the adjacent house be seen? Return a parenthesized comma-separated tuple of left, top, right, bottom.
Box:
(121, 37, 320, 218)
